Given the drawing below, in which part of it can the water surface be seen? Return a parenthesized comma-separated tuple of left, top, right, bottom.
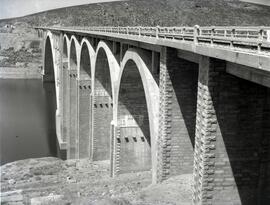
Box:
(0, 79, 63, 165)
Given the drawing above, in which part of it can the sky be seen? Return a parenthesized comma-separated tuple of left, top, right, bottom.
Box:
(0, 0, 122, 19)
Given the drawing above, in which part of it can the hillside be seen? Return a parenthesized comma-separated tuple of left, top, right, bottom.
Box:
(1, 0, 270, 27)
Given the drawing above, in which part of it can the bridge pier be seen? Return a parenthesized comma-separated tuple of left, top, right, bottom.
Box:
(157, 47, 198, 182)
(67, 69, 77, 159)
(92, 49, 113, 161)
(61, 60, 69, 149)
(77, 77, 92, 158)
(193, 56, 270, 205)
(92, 93, 113, 160)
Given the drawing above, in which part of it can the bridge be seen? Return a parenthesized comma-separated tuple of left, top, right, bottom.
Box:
(36, 26, 270, 205)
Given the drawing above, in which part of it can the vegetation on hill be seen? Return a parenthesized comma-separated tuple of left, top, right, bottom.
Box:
(1, 0, 270, 27)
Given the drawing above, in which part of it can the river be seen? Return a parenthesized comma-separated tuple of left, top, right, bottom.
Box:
(0, 79, 65, 165)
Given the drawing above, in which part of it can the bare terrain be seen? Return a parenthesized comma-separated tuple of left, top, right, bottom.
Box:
(1, 158, 193, 205)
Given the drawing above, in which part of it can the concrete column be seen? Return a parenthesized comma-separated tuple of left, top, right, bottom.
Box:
(157, 47, 198, 182)
(110, 121, 116, 177)
(58, 32, 64, 142)
(77, 78, 91, 158)
(67, 69, 77, 159)
(51, 33, 64, 149)
(193, 56, 270, 205)
(112, 125, 121, 176)
(193, 56, 219, 205)
(61, 60, 69, 148)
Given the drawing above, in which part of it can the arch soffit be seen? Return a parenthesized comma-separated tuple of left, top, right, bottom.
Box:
(78, 38, 96, 79)
(44, 31, 55, 68)
(92, 41, 120, 100)
(69, 35, 81, 71)
(63, 34, 70, 60)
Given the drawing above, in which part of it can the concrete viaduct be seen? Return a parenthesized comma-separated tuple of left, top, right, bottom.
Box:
(36, 26, 270, 205)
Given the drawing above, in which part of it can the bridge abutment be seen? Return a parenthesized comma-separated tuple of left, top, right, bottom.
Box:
(193, 56, 270, 205)
(157, 47, 198, 182)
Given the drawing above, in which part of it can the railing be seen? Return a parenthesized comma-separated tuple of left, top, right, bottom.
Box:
(38, 25, 270, 54)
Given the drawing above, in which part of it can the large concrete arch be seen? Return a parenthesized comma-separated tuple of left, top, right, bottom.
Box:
(114, 48, 159, 182)
(92, 41, 120, 100)
(91, 41, 120, 161)
(78, 38, 95, 79)
(43, 31, 70, 154)
(76, 38, 95, 158)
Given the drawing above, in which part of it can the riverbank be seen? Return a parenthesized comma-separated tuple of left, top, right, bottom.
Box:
(0, 66, 42, 79)
(0, 22, 42, 80)
(0, 157, 193, 205)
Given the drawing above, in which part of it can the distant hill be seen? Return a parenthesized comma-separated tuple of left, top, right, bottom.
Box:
(1, 0, 270, 27)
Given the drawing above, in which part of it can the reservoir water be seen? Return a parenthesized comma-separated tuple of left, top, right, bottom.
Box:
(0, 79, 64, 165)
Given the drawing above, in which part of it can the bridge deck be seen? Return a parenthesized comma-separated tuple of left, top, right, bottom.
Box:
(36, 26, 270, 72)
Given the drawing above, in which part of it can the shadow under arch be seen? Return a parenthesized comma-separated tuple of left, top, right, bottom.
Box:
(43, 33, 58, 158)
(114, 48, 159, 181)
(76, 38, 95, 158)
(79, 39, 95, 79)
(63, 34, 70, 61)
(69, 35, 80, 71)
(91, 40, 120, 161)
(43, 34, 55, 83)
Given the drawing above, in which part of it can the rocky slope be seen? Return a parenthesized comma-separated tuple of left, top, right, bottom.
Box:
(0, 22, 42, 78)
(0, 157, 193, 205)
(1, 0, 270, 27)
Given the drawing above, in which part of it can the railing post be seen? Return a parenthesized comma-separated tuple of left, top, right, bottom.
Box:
(127, 26, 129, 35)
(230, 28, 235, 48)
(139, 26, 141, 37)
(211, 26, 215, 46)
(182, 28, 186, 41)
(258, 28, 263, 53)
(267, 29, 270, 42)
(173, 27, 176, 40)
(118, 26, 120, 34)
(194, 25, 200, 44)
(156, 26, 160, 39)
